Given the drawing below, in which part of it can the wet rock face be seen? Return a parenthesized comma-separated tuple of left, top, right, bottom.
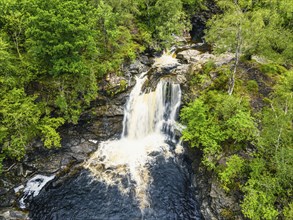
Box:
(189, 0, 220, 42)
(122, 55, 153, 84)
(209, 181, 243, 218)
(0, 131, 101, 213)
(86, 116, 123, 139)
(0, 209, 29, 220)
(186, 147, 244, 220)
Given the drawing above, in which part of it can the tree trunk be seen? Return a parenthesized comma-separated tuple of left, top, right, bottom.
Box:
(13, 32, 22, 59)
(228, 24, 241, 96)
(146, 1, 150, 27)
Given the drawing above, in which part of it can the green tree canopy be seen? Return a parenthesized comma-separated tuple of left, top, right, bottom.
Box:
(181, 92, 257, 169)
(0, 36, 64, 169)
(206, 0, 293, 63)
(136, 0, 187, 48)
(26, 0, 97, 76)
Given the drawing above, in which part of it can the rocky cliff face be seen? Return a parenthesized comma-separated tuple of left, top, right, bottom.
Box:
(189, 0, 220, 42)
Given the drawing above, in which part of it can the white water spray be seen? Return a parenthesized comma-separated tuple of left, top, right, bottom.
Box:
(19, 174, 55, 209)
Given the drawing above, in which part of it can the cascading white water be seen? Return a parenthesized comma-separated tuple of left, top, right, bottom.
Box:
(122, 76, 181, 140)
(84, 53, 183, 209)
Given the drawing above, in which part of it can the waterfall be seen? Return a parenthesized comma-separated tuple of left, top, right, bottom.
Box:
(122, 75, 181, 140)
(84, 54, 183, 210)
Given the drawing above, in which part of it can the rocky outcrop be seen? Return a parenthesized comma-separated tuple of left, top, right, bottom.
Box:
(0, 209, 28, 220)
(176, 48, 233, 66)
(177, 49, 202, 63)
(197, 171, 244, 220)
(189, 0, 220, 42)
(186, 147, 244, 220)
(0, 128, 100, 215)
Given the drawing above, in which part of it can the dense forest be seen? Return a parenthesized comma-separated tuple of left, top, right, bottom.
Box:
(0, 0, 292, 219)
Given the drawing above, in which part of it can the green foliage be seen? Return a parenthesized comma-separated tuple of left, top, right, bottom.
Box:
(260, 63, 288, 76)
(0, 154, 4, 174)
(181, 64, 293, 217)
(225, 110, 257, 142)
(246, 80, 259, 93)
(93, 1, 139, 76)
(203, 60, 216, 75)
(219, 155, 245, 191)
(182, 63, 293, 218)
(241, 159, 280, 220)
(38, 72, 98, 124)
(26, 0, 96, 76)
(183, 65, 292, 218)
(188, 62, 230, 94)
(283, 202, 293, 220)
(0, 36, 14, 75)
(0, 88, 39, 160)
(242, 73, 293, 217)
(181, 99, 224, 168)
(0, 0, 33, 57)
(0, 86, 65, 161)
(181, 92, 257, 169)
(136, 0, 188, 48)
(37, 117, 64, 148)
(0, 32, 65, 170)
(182, 0, 206, 15)
(205, 0, 293, 64)
(0, 38, 38, 161)
(258, 71, 293, 158)
(275, 147, 293, 188)
(241, 179, 279, 220)
(252, 71, 293, 219)
(209, 65, 230, 91)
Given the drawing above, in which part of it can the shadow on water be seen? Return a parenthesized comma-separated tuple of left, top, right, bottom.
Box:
(146, 155, 202, 220)
(29, 169, 142, 220)
(29, 152, 201, 220)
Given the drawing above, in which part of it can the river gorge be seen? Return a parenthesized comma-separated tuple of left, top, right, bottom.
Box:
(0, 46, 239, 220)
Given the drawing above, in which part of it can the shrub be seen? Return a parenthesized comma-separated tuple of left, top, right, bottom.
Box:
(246, 80, 259, 93)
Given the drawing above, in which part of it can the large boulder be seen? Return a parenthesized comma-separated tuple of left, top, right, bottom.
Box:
(176, 49, 201, 63)
(0, 209, 28, 220)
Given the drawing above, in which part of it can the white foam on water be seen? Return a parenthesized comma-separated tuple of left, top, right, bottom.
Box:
(89, 139, 98, 144)
(14, 185, 24, 193)
(19, 174, 55, 209)
(153, 51, 179, 68)
(84, 134, 170, 209)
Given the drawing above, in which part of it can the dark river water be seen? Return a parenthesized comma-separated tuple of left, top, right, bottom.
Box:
(29, 154, 201, 220)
